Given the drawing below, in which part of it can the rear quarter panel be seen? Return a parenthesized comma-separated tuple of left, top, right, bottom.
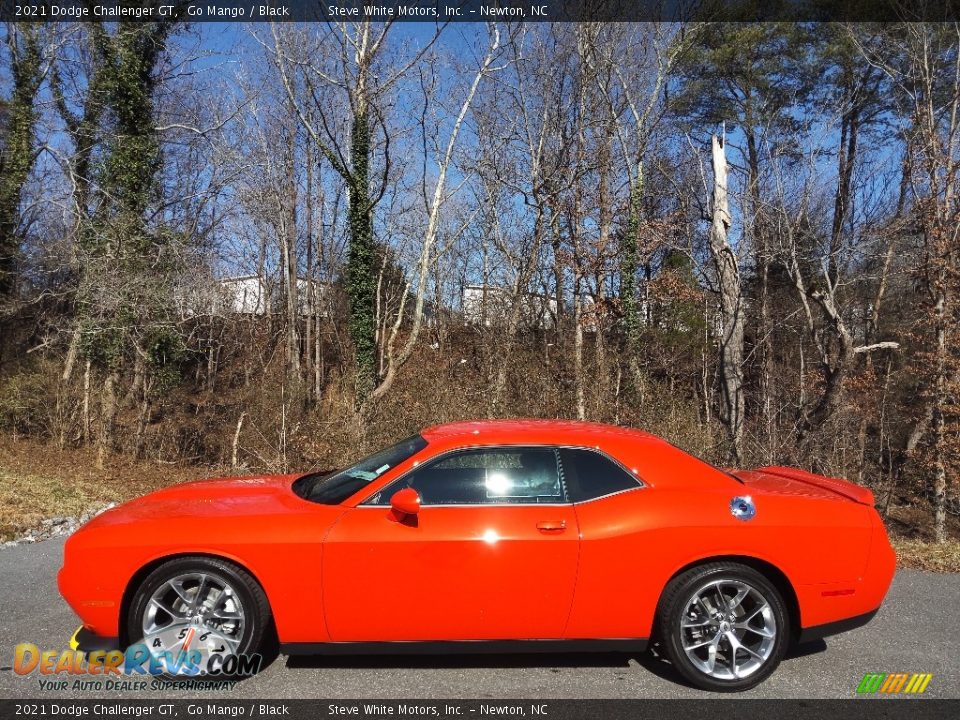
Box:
(565, 483, 874, 639)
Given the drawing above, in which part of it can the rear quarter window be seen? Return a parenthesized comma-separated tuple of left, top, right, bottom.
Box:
(560, 448, 642, 502)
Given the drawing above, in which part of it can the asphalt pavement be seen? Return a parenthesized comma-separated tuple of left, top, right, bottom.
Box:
(0, 536, 957, 699)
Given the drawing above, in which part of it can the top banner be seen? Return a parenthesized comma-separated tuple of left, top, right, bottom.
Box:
(2, 0, 960, 23)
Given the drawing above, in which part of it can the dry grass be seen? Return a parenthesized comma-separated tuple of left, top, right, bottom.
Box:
(0, 467, 118, 540)
(884, 503, 960, 572)
(0, 436, 207, 542)
(891, 537, 960, 573)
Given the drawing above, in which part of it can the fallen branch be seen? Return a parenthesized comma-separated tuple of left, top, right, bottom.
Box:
(853, 341, 900, 354)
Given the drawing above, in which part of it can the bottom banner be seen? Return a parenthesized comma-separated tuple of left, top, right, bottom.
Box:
(0, 699, 957, 720)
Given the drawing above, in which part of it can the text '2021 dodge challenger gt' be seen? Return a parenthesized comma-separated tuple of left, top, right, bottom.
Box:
(58, 419, 895, 691)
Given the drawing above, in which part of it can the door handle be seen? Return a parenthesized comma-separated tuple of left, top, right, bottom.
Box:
(537, 520, 566, 532)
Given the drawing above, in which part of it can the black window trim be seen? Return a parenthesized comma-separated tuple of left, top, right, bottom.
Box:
(357, 444, 645, 508)
(559, 446, 646, 504)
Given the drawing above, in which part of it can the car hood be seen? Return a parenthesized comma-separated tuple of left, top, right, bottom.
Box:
(731, 466, 875, 505)
(82, 473, 305, 528)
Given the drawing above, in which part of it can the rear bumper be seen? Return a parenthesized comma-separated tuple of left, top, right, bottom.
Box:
(796, 608, 878, 644)
(795, 508, 895, 636)
(70, 626, 120, 655)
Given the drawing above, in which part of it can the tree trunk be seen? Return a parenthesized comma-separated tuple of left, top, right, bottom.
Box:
(574, 284, 586, 421)
(97, 371, 118, 470)
(594, 122, 613, 414)
(348, 98, 376, 402)
(282, 125, 301, 383)
(829, 104, 859, 287)
(932, 274, 948, 543)
(304, 131, 315, 400)
(489, 233, 541, 415)
(62, 330, 81, 382)
(551, 235, 565, 337)
(134, 392, 151, 459)
(621, 167, 643, 360)
(232, 412, 246, 471)
(82, 359, 91, 445)
(746, 131, 773, 460)
(708, 134, 745, 465)
(0, 27, 42, 298)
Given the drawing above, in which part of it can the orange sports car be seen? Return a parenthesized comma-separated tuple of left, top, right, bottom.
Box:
(58, 419, 895, 691)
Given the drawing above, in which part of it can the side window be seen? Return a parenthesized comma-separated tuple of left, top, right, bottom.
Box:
(560, 448, 642, 502)
(368, 447, 565, 505)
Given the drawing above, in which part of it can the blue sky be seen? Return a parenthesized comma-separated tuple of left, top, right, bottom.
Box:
(1, 21, 909, 293)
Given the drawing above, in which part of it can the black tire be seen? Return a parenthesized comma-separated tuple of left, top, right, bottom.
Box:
(655, 562, 789, 692)
(126, 556, 271, 680)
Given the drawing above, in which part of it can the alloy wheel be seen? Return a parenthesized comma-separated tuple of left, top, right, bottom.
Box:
(141, 571, 246, 674)
(678, 578, 777, 681)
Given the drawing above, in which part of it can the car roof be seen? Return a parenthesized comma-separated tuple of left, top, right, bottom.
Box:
(420, 419, 657, 447)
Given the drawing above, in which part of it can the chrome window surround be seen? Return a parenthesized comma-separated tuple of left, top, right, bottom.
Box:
(357, 444, 646, 508)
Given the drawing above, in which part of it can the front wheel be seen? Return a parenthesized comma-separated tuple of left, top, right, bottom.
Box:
(656, 562, 789, 692)
(126, 557, 271, 679)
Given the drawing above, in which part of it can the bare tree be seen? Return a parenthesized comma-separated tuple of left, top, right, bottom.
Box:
(857, 23, 960, 542)
(706, 131, 745, 464)
(372, 25, 505, 401)
(267, 20, 442, 402)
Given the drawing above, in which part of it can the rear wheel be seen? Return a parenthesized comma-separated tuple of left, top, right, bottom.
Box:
(126, 557, 270, 679)
(656, 562, 789, 692)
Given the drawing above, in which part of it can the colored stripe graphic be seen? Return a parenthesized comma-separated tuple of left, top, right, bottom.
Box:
(857, 673, 932, 694)
(857, 673, 885, 693)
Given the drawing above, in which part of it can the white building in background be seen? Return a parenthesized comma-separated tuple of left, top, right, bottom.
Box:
(177, 275, 329, 318)
(462, 285, 559, 330)
(218, 275, 269, 315)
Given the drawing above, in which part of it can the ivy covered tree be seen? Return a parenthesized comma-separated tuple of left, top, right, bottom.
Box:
(269, 22, 446, 406)
(73, 16, 184, 461)
(0, 24, 43, 298)
(268, 23, 385, 404)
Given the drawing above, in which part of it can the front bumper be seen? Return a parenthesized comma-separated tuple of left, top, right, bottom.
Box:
(58, 536, 124, 640)
(70, 626, 120, 655)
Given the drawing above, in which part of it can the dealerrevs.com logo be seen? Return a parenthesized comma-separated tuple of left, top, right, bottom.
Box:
(13, 642, 262, 690)
(857, 673, 933, 695)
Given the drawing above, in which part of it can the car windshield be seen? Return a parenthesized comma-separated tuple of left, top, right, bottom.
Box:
(294, 434, 428, 505)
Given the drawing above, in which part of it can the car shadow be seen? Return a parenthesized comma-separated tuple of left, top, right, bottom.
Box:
(283, 647, 700, 689)
(281, 639, 829, 687)
(286, 651, 640, 671)
(630, 640, 828, 689)
(788, 639, 828, 659)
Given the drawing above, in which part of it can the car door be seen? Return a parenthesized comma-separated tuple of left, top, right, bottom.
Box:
(321, 446, 580, 642)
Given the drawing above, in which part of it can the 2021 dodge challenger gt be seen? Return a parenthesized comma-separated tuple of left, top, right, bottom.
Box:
(58, 420, 895, 691)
